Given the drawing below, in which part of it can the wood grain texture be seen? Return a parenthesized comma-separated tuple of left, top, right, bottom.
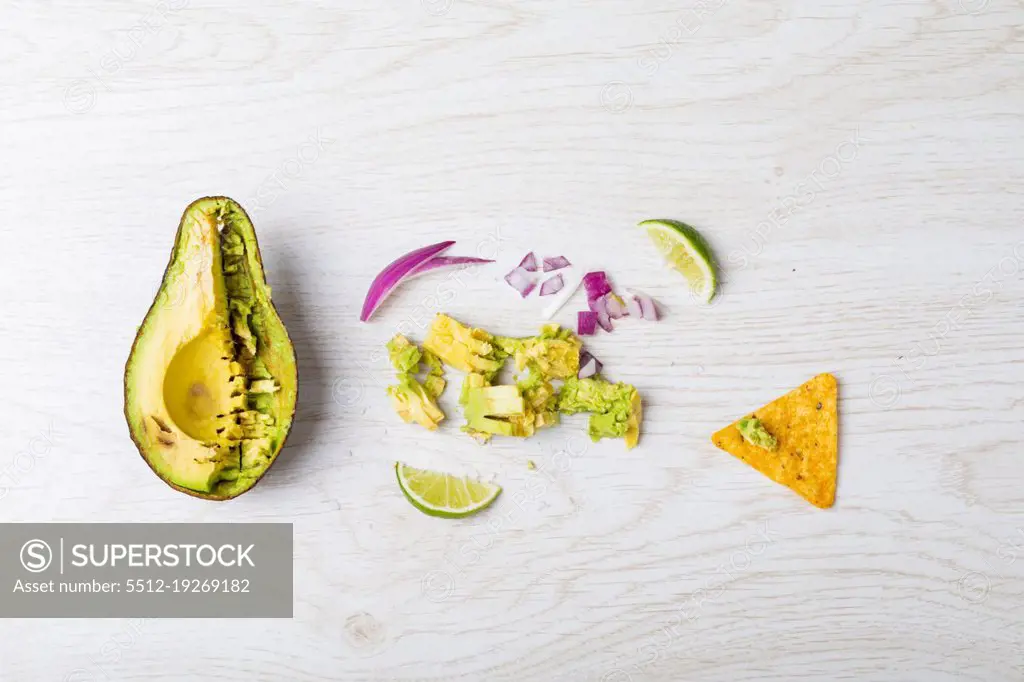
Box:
(1, 0, 1022, 679)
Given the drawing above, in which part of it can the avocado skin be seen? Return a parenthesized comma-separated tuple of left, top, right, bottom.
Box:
(123, 196, 298, 501)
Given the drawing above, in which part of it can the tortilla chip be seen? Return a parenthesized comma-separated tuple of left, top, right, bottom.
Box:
(712, 373, 838, 509)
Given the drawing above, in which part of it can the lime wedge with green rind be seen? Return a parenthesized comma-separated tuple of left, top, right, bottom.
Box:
(639, 218, 718, 303)
(395, 462, 502, 518)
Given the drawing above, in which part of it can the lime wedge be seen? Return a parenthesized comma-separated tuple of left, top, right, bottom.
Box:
(639, 219, 717, 303)
(395, 462, 502, 518)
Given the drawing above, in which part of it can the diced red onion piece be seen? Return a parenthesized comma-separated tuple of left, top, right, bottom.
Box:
(543, 256, 571, 272)
(583, 271, 612, 303)
(625, 295, 643, 318)
(505, 267, 537, 298)
(578, 357, 599, 379)
(634, 291, 660, 320)
(577, 311, 598, 336)
(518, 252, 539, 272)
(539, 274, 565, 296)
(578, 350, 603, 378)
(605, 294, 627, 319)
(360, 240, 455, 322)
(589, 295, 614, 331)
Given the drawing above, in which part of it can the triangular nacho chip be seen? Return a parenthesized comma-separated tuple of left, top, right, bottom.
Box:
(712, 373, 838, 508)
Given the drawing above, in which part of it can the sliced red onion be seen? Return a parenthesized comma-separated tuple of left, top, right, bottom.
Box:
(583, 271, 612, 303)
(625, 295, 643, 319)
(539, 274, 565, 296)
(577, 311, 598, 336)
(360, 241, 455, 322)
(505, 267, 537, 298)
(410, 255, 494, 277)
(578, 350, 603, 379)
(633, 291, 660, 320)
(518, 252, 539, 272)
(543, 256, 571, 272)
(605, 294, 627, 319)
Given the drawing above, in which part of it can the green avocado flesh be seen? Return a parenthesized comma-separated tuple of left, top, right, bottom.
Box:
(124, 197, 297, 499)
(737, 417, 777, 451)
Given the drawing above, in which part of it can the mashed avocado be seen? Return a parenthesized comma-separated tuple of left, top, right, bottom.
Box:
(737, 417, 777, 451)
(559, 376, 642, 449)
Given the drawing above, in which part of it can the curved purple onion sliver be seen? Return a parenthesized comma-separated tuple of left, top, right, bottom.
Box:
(360, 241, 455, 322)
(410, 255, 494, 277)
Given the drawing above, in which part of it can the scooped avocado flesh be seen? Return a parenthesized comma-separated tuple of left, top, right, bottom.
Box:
(124, 197, 297, 499)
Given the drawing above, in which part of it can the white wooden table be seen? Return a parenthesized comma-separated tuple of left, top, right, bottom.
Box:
(2, 1, 1022, 680)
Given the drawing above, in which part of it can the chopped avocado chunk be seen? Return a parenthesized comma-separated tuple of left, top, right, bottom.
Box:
(424, 314, 504, 376)
(422, 350, 444, 376)
(589, 411, 629, 440)
(387, 335, 423, 373)
(124, 197, 297, 499)
(465, 385, 525, 417)
(458, 373, 494, 442)
(559, 376, 643, 449)
(464, 384, 530, 437)
(737, 417, 777, 451)
(559, 377, 628, 414)
(513, 337, 581, 379)
(460, 372, 490, 405)
(387, 374, 445, 431)
(493, 335, 522, 358)
(384, 336, 447, 424)
(497, 324, 581, 380)
(423, 375, 446, 399)
(517, 370, 559, 432)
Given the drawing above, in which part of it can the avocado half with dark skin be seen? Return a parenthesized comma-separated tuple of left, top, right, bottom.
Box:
(124, 197, 298, 500)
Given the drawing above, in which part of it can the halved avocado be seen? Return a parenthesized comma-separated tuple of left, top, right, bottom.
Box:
(124, 197, 298, 500)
